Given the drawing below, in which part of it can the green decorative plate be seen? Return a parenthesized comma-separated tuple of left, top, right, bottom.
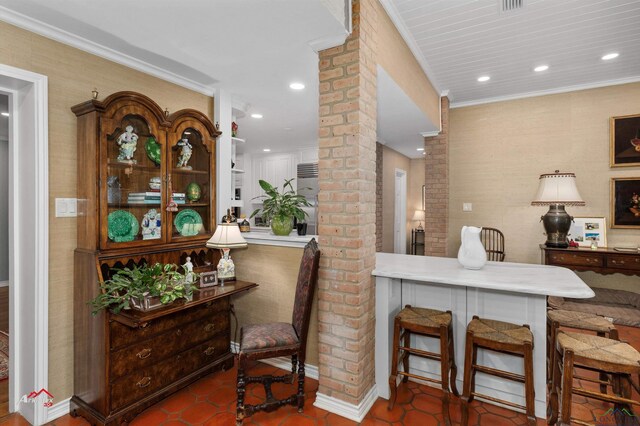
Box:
(145, 137, 161, 165)
(174, 209, 203, 237)
(108, 210, 139, 242)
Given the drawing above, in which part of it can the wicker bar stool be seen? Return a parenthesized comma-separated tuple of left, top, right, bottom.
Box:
(388, 305, 458, 426)
(461, 316, 536, 426)
(547, 309, 618, 393)
(548, 331, 640, 426)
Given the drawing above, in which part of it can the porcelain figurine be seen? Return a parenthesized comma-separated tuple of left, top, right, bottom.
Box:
(176, 138, 193, 169)
(116, 125, 139, 163)
(141, 209, 161, 240)
(183, 256, 195, 285)
(457, 226, 487, 270)
(217, 248, 235, 283)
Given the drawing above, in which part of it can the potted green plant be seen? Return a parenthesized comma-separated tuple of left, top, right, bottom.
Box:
(251, 178, 312, 236)
(90, 263, 197, 315)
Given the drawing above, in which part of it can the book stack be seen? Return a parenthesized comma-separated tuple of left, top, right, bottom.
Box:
(127, 192, 187, 205)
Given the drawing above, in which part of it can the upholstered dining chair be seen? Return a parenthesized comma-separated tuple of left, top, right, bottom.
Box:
(480, 227, 505, 262)
(235, 238, 320, 425)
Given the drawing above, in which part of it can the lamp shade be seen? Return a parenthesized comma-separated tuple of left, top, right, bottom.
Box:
(531, 171, 585, 206)
(206, 223, 248, 249)
(412, 210, 425, 222)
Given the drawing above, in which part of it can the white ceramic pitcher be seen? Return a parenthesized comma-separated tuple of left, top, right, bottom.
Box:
(457, 226, 487, 270)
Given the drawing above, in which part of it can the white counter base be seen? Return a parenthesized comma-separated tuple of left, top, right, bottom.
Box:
(241, 231, 317, 248)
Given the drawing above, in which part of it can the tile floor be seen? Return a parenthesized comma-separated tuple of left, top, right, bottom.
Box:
(0, 325, 638, 425)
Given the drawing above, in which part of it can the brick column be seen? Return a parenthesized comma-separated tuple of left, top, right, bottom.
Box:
(424, 96, 449, 256)
(316, 0, 378, 412)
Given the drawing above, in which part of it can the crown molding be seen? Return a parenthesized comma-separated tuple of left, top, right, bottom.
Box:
(421, 131, 440, 137)
(0, 7, 216, 97)
(377, 0, 441, 94)
(450, 76, 640, 109)
(308, 33, 349, 53)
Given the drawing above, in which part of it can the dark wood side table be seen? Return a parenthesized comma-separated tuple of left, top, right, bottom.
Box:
(411, 229, 425, 255)
(540, 245, 640, 276)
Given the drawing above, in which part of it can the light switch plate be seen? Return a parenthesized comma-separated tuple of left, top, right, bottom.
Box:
(55, 198, 78, 217)
(463, 203, 473, 212)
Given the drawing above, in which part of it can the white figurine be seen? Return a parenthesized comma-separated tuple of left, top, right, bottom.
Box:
(183, 256, 195, 285)
(116, 125, 139, 163)
(141, 209, 161, 240)
(176, 138, 193, 169)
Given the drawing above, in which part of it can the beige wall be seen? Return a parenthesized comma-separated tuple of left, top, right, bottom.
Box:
(373, 0, 440, 126)
(449, 82, 640, 292)
(0, 21, 213, 401)
(233, 245, 319, 366)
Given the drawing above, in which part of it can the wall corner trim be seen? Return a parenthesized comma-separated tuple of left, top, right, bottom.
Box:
(314, 386, 377, 423)
(0, 7, 215, 97)
(45, 398, 71, 423)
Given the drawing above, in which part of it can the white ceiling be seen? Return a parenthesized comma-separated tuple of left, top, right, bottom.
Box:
(0, 0, 349, 153)
(388, 0, 640, 106)
(377, 66, 437, 158)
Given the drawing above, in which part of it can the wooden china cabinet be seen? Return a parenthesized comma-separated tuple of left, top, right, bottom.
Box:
(70, 92, 254, 425)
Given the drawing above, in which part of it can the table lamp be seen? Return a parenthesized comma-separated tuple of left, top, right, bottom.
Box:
(412, 210, 425, 231)
(531, 170, 585, 248)
(206, 222, 247, 284)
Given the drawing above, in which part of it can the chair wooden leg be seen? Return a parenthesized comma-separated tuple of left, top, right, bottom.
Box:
(439, 325, 452, 426)
(297, 357, 306, 413)
(236, 357, 247, 426)
(547, 320, 558, 392)
(559, 350, 574, 426)
(523, 341, 536, 426)
(461, 330, 475, 426)
(402, 326, 410, 383)
(448, 321, 459, 397)
(597, 331, 610, 394)
(547, 345, 561, 425)
(388, 319, 401, 410)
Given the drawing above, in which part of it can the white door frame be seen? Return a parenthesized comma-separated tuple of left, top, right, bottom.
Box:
(394, 168, 407, 254)
(0, 63, 49, 425)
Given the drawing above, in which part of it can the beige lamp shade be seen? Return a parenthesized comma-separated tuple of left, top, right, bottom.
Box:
(531, 171, 585, 206)
(412, 210, 425, 222)
(206, 223, 248, 249)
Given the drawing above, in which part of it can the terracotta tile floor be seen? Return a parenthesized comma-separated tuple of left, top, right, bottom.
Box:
(0, 325, 639, 425)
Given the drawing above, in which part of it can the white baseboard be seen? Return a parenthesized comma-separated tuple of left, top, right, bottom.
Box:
(45, 397, 70, 423)
(230, 341, 319, 380)
(313, 386, 377, 423)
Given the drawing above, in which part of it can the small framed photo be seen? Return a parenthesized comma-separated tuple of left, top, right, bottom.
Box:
(610, 114, 640, 167)
(199, 270, 218, 288)
(568, 217, 607, 248)
(611, 177, 640, 229)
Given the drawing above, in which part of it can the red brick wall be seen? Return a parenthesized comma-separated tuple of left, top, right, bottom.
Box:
(424, 97, 449, 256)
(316, 0, 378, 406)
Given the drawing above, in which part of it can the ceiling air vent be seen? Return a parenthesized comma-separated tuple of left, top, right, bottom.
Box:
(500, 0, 524, 13)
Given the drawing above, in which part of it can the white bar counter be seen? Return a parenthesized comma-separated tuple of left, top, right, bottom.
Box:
(373, 253, 594, 418)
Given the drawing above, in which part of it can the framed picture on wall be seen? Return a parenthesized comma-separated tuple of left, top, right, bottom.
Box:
(611, 177, 640, 229)
(610, 114, 640, 167)
(568, 217, 607, 248)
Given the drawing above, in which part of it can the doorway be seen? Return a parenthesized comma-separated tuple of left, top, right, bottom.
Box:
(0, 93, 8, 417)
(394, 168, 407, 254)
(0, 64, 49, 425)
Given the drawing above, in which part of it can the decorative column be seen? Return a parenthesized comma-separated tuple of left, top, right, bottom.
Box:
(314, 0, 378, 420)
(424, 96, 449, 256)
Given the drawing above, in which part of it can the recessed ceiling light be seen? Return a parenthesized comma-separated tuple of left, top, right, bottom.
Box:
(1, 112, 8, 117)
(417, 148, 424, 151)
(289, 82, 305, 90)
(602, 53, 619, 61)
(263, 148, 271, 152)
(251, 113, 263, 119)
(477, 76, 490, 82)
(534, 65, 549, 72)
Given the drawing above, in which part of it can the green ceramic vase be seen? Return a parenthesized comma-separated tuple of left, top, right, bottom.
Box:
(271, 216, 293, 236)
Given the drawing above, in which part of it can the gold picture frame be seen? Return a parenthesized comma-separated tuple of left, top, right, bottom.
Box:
(610, 177, 640, 229)
(610, 113, 640, 167)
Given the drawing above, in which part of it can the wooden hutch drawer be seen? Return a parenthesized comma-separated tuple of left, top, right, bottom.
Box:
(110, 299, 229, 350)
(110, 310, 229, 380)
(109, 335, 229, 412)
(606, 255, 640, 271)
(548, 252, 603, 268)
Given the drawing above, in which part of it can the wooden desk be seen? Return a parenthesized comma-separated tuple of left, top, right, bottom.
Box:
(541, 245, 640, 276)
